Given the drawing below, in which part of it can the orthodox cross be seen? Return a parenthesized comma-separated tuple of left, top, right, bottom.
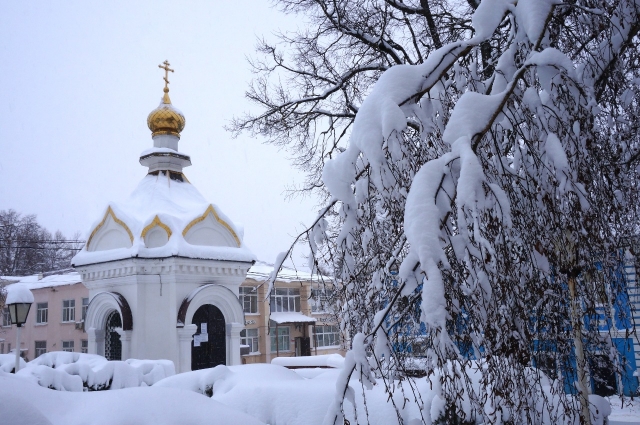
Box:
(158, 60, 174, 91)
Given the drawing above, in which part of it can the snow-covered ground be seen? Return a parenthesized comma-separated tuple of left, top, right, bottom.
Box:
(0, 372, 266, 425)
(608, 396, 640, 425)
(1, 353, 638, 425)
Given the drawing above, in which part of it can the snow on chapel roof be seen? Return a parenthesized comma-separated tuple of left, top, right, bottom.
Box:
(72, 62, 255, 267)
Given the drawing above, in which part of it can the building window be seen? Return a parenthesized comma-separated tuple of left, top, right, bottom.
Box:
(239, 287, 258, 314)
(311, 288, 334, 313)
(35, 341, 47, 357)
(270, 326, 290, 352)
(62, 340, 74, 352)
(0, 342, 4, 354)
(270, 288, 300, 313)
(81, 340, 88, 354)
(240, 328, 259, 353)
(2, 307, 11, 327)
(62, 299, 75, 322)
(314, 325, 340, 348)
(36, 302, 48, 324)
(82, 298, 89, 321)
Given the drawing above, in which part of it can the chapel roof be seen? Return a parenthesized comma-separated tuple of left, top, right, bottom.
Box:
(71, 62, 255, 267)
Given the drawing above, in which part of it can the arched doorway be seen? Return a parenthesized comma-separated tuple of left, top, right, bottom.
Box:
(105, 311, 122, 361)
(191, 304, 226, 370)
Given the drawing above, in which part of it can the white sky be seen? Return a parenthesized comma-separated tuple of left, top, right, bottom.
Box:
(0, 1, 318, 269)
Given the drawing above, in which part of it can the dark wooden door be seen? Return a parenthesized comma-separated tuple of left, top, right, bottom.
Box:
(301, 337, 311, 356)
(191, 304, 226, 370)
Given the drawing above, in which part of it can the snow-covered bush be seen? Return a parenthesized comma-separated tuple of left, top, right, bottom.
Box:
(0, 353, 27, 373)
(16, 352, 174, 391)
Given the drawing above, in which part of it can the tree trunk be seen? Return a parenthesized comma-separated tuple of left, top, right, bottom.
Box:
(569, 276, 592, 425)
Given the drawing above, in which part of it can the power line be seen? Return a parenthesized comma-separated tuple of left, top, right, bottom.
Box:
(0, 246, 83, 251)
(0, 239, 85, 243)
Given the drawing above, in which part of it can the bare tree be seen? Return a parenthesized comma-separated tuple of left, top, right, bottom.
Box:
(0, 210, 84, 276)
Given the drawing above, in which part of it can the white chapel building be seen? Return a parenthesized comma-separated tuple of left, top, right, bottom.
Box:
(71, 63, 256, 373)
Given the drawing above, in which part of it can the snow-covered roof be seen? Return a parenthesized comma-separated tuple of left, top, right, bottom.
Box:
(1, 272, 82, 291)
(72, 173, 255, 266)
(1, 261, 326, 291)
(269, 312, 316, 324)
(246, 261, 330, 283)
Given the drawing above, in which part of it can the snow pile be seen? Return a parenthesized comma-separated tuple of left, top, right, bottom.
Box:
(156, 364, 351, 425)
(0, 361, 615, 425)
(153, 362, 610, 425)
(5, 283, 34, 304)
(16, 352, 175, 391)
(271, 354, 344, 369)
(0, 353, 27, 373)
(0, 371, 266, 425)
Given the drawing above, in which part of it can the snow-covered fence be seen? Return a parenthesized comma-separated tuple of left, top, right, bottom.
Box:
(15, 352, 174, 391)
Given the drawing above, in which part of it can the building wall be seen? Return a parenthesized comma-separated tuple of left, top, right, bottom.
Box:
(239, 278, 345, 365)
(2, 272, 346, 366)
(1, 281, 88, 361)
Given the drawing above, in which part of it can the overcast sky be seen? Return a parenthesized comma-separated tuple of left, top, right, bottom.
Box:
(0, 1, 319, 269)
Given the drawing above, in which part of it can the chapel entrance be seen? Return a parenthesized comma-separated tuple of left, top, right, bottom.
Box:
(105, 311, 122, 361)
(191, 304, 226, 370)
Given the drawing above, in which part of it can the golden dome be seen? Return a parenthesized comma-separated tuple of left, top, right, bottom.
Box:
(147, 61, 186, 138)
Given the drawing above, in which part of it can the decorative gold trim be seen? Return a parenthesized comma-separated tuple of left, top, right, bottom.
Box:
(86, 206, 134, 249)
(141, 215, 173, 240)
(182, 204, 241, 247)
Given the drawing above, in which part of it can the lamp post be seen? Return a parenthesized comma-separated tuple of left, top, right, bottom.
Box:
(6, 285, 34, 373)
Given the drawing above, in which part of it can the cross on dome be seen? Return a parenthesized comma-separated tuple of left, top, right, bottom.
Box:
(158, 60, 174, 103)
(146, 60, 186, 138)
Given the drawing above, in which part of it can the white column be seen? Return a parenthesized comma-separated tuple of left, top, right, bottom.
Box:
(115, 328, 132, 360)
(226, 323, 244, 366)
(266, 325, 273, 363)
(177, 324, 197, 373)
(87, 327, 105, 356)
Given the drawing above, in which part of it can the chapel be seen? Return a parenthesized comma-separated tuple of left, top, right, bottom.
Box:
(72, 62, 256, 372)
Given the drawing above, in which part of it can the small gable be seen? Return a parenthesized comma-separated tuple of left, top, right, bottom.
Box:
(87, 207, 134, 252)
(141, 216, 172, 248)
(182, 205, 240, 248)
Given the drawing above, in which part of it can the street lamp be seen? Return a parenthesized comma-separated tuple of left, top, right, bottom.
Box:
(6, 284, 34, 373)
